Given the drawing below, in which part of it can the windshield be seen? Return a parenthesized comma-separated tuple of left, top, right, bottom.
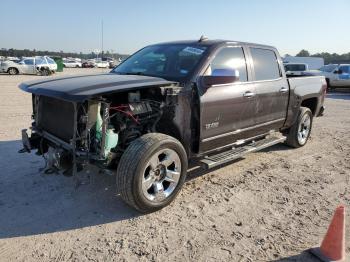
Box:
(112, 44, 207, 80)
(319, 64, 337, 72)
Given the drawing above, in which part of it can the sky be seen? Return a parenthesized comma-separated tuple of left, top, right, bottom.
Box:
(1, 0, 349, 56)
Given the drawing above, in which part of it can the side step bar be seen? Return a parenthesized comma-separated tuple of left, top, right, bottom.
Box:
(200, 136, 286, 169)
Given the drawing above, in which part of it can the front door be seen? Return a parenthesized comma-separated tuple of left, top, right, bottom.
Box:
(198, 46, 258, 152)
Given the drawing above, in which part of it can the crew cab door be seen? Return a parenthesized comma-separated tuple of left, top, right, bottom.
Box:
(248, 47, 289, 133)
(198, 46, 258, 152)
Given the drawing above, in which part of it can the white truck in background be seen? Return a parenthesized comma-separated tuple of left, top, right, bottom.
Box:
(308, 64, 350, 88)
(284, 63, 309, 76)
(283, 56, 324, 70)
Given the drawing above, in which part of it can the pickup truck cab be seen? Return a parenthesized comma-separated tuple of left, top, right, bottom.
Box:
(19, 39, 326, 212)
(309, 64, 350, 88)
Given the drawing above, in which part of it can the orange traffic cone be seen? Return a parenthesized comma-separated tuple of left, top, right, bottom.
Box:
(310, 205, 346, 262)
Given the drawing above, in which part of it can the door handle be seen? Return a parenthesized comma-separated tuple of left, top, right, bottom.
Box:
(279, 87, 288, 93)
(243, 91, 256, 98)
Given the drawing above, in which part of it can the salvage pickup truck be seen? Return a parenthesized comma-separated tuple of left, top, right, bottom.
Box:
(19, 39, 326, 212)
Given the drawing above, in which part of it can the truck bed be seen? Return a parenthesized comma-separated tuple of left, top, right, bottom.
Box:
(287, 76, 326, 98)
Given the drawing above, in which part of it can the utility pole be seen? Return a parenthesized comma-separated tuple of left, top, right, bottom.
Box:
(101, 20, 104, 60)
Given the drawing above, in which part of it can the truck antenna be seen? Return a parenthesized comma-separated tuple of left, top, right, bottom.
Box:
(198, 35, 208, 42)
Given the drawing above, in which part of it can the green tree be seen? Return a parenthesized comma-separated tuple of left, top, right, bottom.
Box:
(296, 49, 310, 57)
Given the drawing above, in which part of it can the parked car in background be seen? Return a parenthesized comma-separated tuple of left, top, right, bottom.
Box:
(284, 63, 309, 76)
(0, 56, 57, 75)
(63, 60, 82, 68)
(308, 64, 350, 88)
(82, 61, 95, 68)
(95, 60, 109, 68)
(108, 60, 117, 68)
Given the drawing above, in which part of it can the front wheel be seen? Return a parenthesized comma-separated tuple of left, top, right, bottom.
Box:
(116, 133, 188, 213)
(8, 68, 18, 75)
(285, 107, 313, 148)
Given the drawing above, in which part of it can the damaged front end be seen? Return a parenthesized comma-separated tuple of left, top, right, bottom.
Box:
(20, 82, 181, 176)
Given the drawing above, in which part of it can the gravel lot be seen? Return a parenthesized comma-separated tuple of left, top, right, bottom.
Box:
(0, 68, 349, 261)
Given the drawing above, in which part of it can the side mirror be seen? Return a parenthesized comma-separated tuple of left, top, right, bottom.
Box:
(334, 69, 343, 74)
(202, 68, 239, 86)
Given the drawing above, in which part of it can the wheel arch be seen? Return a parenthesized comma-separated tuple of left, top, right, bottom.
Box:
(301, 97, 318, 116)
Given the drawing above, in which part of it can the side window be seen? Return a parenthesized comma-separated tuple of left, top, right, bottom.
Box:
(35, 57, 46, 65)
(206, 47, 248, 82)
(250, 48, 281, 81)
(46, 57, 56, 64)
(24, 59, 34, 65)
(339, 66, 350, 74)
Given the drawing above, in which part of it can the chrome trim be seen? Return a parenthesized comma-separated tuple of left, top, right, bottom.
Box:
(202, 118, 285, 142)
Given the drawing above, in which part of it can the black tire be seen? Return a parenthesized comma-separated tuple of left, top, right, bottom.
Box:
(40, 68, 50, 76)
(285, 107, 313, 148)
(8, 67, 18, 75)
(116, 133, 188, 213)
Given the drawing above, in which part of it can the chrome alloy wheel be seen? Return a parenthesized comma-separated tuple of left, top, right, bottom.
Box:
(142, 148, 181, 202)
(297, 113, 311, 145)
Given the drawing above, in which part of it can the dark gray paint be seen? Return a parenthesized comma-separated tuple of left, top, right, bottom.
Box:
(19, 74, 176, 102)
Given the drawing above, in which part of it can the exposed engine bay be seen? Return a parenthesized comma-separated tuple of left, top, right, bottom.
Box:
(23, 86, 181, 175)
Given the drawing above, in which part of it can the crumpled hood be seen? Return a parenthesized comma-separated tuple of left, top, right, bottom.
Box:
(19, 73, 177, 102)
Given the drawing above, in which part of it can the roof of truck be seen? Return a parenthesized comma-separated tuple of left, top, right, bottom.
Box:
(154, 39, 276, 49)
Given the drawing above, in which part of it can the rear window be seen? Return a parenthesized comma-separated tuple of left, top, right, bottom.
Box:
(250, 48, 281, 81)
(35, 57, 46, 65)
(46, 57, 56, 64)
(284, 64, 306, 71)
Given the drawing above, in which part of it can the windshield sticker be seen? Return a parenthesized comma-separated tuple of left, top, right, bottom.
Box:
(182, 47, 205, 55)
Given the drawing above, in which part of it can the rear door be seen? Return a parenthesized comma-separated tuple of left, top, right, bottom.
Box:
(248, 47, 289, 133)
(198, 45, 258, 152)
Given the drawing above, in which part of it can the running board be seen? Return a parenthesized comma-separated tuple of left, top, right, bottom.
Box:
(200, 136, 286, 169)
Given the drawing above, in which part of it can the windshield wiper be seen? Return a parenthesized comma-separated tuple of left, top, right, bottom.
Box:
(117, 72, 145, 76)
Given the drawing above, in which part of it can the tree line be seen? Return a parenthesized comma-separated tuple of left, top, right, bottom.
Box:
(0, 48, 129, 60)
(294, 49, 350, 64)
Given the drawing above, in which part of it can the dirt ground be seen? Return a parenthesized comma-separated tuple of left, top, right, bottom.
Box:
(0, 68, 349, 262)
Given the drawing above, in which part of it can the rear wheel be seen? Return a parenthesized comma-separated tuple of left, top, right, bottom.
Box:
(116, 133, 188, 213)
(8, 68, 18, 75)
(40, 68, 50, 76)
(285, 107, 313, 148)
